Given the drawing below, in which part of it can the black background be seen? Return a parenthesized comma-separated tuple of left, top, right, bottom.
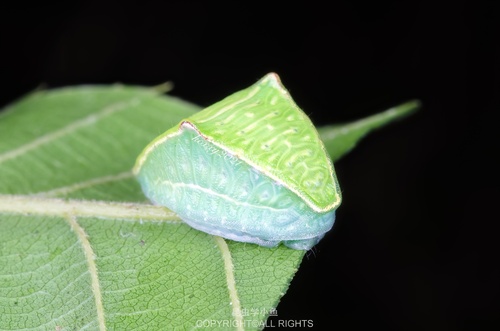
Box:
(1, 1, 499, 330)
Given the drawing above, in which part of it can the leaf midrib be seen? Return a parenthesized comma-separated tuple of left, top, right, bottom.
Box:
(0, 195, 180, 221)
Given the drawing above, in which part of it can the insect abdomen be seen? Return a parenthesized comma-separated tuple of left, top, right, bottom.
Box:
(135, 124, 335, 249)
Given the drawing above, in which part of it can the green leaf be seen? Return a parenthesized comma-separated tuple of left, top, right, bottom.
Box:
(0, 84, 417, 330)
(318, 100, 421, 163)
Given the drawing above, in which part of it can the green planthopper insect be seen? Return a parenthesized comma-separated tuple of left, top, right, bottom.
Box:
(133, 73, 341, 250)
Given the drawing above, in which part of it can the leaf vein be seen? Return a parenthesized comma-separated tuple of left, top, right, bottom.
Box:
(0, 98, 139, 165)
(214, 236, 244, 331)
(65, 214, 107, 331)
(0, 195, 181, 222)
(37, 171, 134, 197)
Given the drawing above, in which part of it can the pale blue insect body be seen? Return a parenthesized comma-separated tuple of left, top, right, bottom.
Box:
(134, 73, 341, 250)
